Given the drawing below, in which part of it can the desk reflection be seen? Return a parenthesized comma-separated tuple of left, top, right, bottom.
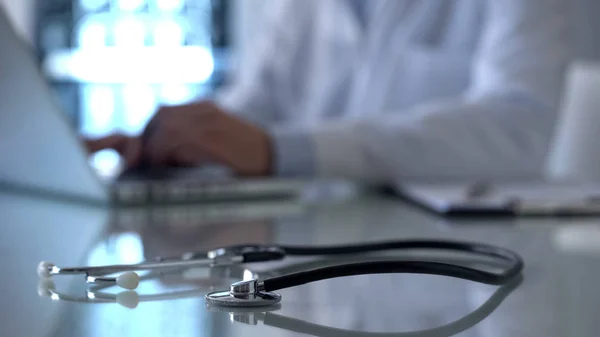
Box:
(4, 188, 600, 337)
(42, 244, 522, 337)
(40, 198, 308, 337)
(215, 276, 522, 337)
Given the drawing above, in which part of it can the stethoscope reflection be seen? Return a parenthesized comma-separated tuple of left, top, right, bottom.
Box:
(209, 275, 523, 337)
(38, 252, 519, 312)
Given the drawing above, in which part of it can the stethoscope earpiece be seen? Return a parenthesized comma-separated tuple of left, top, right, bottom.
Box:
(37, 277, 141, 309)
(37, 261, 55, 279)
(116, 272, 142, 290)
(85, 272, 141, 290)
(38, 261, 142, 290)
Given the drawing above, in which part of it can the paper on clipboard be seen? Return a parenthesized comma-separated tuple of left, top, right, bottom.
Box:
(395, 182, 600, 215)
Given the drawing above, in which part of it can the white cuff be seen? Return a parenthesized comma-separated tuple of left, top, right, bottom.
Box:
(311, 123, 380, 182)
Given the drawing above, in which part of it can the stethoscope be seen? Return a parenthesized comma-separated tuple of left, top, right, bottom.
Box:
(38, 267, 523, 337)
(37, 239, 524, 307)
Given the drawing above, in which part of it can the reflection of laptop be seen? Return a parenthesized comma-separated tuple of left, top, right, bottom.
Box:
(0, 7, 304, 205)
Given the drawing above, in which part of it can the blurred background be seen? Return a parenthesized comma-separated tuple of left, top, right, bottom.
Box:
(2, 0, 600, 136)
(3, 0, 600, 130)
(0, 0, 278, 172)
(0, 0, 273, 136)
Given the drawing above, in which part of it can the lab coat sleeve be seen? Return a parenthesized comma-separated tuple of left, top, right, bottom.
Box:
(214, 0, 310, 127)
(214, 1, 318, 176)
(271, 127, 317, 177)
(309, 0, 572, 182)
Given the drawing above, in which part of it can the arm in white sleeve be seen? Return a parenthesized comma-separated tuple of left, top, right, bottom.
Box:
(310, 0, 572, 183)
(214, 0, 311, 127)
(271, 127, 317, 177)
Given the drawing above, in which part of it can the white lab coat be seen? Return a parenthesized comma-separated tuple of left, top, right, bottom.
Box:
(218, 0, 572, 183)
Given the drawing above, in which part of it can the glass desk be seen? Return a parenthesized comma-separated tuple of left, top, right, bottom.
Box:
(1, 190, 599, 337)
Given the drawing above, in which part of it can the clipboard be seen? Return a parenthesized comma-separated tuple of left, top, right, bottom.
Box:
(391, 182, 600, 217)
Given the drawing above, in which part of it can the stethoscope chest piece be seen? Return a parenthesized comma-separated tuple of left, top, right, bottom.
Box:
(205, 279, 281, 308)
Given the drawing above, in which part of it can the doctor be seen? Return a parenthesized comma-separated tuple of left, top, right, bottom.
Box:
(87, 0, 572, 183)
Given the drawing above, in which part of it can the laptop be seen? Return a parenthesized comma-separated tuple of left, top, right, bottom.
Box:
(0, 6, 304, 206)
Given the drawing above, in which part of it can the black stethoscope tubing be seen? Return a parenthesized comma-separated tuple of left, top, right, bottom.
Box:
(252, 240, 522, 291)
(204, 239, 523, 307)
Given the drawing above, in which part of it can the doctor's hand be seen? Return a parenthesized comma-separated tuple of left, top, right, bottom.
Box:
(84, 134, 143, 168)
(141, 101, 273, 177)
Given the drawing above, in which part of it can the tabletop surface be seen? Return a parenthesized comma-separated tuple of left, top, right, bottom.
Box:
(1, 186, 600, 337)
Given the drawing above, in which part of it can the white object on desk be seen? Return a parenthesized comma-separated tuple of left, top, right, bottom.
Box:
(398, 182, 600, 216)
(547, 62, 600, 181)
(554, 224, 600, 255)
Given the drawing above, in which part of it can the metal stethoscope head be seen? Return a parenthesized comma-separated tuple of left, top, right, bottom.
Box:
(38, 240, 524, 308)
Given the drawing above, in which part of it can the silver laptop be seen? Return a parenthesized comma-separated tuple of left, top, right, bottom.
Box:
(0, 7, 304, 205)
